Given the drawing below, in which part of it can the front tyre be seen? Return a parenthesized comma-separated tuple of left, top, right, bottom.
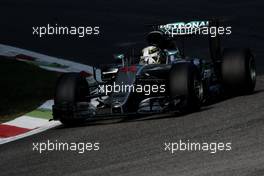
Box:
(53, 73, 90, 126)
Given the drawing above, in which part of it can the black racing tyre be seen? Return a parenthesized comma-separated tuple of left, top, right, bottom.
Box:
(169, 63, 203, 113)
(221, 49, 256, 94)
(54, 73, 90, 125)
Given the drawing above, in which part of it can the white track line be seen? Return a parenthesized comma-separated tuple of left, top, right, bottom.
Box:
(0, 121, 61, 145)
(4, 116, 49, 129)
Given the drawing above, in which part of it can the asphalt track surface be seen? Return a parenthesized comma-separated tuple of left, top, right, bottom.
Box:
(0, 76, 264, 175)
(1, 1, 264, 175)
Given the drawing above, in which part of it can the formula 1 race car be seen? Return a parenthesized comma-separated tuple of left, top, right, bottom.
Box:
(52, 19, 256, 126)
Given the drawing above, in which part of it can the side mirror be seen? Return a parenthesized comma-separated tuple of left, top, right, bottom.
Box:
(113, 54, 125, 67)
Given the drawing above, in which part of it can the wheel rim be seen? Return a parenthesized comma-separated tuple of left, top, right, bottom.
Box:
(249, 57, 256, 83)
(194, 77, 203, 101)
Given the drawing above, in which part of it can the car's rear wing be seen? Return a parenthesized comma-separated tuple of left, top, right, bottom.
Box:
(149, 19, 220, 38)
(148, 19, 222, 62)
(158, 20, 210, 36)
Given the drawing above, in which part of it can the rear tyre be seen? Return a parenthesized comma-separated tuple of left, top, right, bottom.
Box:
(54, 73, 90, 126)
(221, 49, 256, 94)
(169, 63, 203, 113)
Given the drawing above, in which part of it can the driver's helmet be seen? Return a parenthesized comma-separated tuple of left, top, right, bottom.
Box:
(139, 46, 162, 65)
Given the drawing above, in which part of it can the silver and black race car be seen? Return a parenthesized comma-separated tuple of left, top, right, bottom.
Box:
(52, 19, 256, 126)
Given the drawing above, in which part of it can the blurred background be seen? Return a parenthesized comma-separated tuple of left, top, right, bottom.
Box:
(0, 0, 263, 71)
